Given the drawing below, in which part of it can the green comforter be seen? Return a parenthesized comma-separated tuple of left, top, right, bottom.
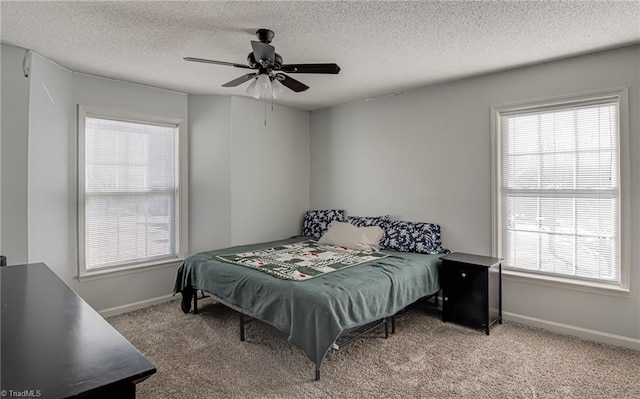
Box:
(173, 237, 441, 369)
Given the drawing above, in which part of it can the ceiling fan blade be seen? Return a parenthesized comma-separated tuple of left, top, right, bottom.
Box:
(251, 41, 275, 63)
(184, 57, 251, 69)
(280, 63, 340, 74)
(222, 73, 258, 87)
(275, 73, 309, 93)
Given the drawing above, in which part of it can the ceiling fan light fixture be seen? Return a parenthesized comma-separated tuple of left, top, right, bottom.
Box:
(246, 73, 272, 99)
(271, 79, 286, 99)
(245, 78, 260, 99)
(256, 73, 271, 96)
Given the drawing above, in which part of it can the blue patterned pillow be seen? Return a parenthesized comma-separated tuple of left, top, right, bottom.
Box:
(303, 210, 345, 238)
(347, 215, 390, 228)
(381, 220, 449, 254)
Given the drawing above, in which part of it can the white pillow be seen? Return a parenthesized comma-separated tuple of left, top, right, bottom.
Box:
(318, 221, 384, 251)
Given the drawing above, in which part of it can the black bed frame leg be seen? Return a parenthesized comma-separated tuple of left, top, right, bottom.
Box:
(315, 367, 320, 381)
(384, 318, 389, 338)
(391, 315, 396, 334)
(193, 289, 198, 314)
(240, 314, 246, 341)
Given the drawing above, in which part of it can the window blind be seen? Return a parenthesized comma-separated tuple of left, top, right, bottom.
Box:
(500, 101, 620, 283)
(84, 117, 177, 269)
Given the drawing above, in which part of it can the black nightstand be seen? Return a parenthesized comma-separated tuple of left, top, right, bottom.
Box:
(440, 252, 502, 335)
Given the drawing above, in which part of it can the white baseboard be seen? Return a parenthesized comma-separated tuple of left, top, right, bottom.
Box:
(97, 295, 639, 351)
(99, 294, 178, 318)
(503, 311, 640, 351)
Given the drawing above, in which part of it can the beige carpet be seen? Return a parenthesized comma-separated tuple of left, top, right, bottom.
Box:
(108, 299, 640, 399)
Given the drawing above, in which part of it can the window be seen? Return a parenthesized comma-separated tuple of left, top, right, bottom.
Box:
(492, 89, 628, 289)
(78, 106, 187, 276)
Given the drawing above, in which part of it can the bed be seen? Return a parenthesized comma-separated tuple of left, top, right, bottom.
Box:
(173, 236, 442, 379)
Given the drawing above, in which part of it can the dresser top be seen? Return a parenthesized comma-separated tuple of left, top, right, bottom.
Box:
(1, 263, 156, 398)
(440, 252, 502, 267)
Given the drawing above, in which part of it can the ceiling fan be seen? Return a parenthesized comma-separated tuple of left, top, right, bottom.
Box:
(184, 29, 340, 96)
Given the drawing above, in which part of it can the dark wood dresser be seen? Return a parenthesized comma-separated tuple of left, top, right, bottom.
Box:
(1, 263, 156, 398)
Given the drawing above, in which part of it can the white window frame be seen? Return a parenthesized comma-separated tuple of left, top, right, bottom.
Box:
(77, 105, 188, 278)
(491, 88, 630, 295)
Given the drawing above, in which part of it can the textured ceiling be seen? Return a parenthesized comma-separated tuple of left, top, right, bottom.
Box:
(1, 1, 639, 110)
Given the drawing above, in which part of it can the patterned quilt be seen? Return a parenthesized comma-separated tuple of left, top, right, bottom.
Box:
(216, 240, 388, 281)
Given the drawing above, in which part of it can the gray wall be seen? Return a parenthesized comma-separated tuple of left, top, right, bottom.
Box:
(310, 46, 640, 346)
(27, 52, 74, 286)
(188, 95, 310, 250)
(188, 95, 232, 253)
(230, 96, 310, 245)
(21, 52, 190, 313)
(1, 45, 30, 264)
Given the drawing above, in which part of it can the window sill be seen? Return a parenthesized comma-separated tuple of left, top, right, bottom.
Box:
(502, 269, 630, 298)
(77, 258, 184, 282)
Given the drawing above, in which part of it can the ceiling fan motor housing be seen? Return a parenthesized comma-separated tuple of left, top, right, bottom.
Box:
(256, 29, 275, 44)
(247, 52, 282, 69)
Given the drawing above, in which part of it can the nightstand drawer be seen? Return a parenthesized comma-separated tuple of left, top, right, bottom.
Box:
(441, 262, 485, 285)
